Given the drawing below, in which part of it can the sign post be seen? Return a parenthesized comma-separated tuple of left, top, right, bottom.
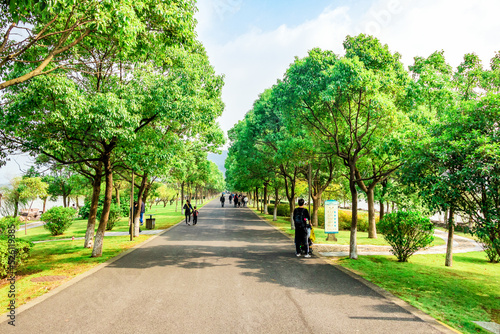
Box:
(324, 200, 339, 234)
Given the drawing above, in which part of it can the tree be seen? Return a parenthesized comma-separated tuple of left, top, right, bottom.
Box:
(0, 0, 197, 90)
(276, 36, 409, 258)
(0, 2, 224, 257)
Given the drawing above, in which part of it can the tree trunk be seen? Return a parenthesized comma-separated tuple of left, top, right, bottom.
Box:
(445, 207, 455, 267)
(115, 187, 120, 207)
(311, 191, 322, 227)
(134, 173, 148, 236)
(181, 182, 185, 211)
(84, 164, 102, 248)
(92, 159, 113, 257)
(349, 167, 358, 260)
(263, 183, 268, 214)
(63, 195, 67, 208)
(367, 187, 377, 238)
(255, 187, 259, 211)
(273, 187, 279, 221)
(42, 198, 47, 213)
(379, 200, 385, 220)
(14, 199, 19, 218)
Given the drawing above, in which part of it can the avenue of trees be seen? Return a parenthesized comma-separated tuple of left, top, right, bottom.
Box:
(225, 34, 500, 263)
(0, 1, 226, 257)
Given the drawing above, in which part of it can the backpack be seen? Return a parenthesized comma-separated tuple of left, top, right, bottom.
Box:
(294, 208, 306, 229)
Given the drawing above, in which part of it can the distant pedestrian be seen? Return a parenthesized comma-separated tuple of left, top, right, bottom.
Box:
(237, 195, 242, 208)
(183, 200, 193, 225)
(220, 194, 225, 207)
(192, 206, 199, 225)
(229, 193, 233, 204)
(243, 196, 248, 207)
(233, 195, 238, 207)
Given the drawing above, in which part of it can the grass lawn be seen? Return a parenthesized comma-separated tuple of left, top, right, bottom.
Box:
(16, 200, 202, 243)
(251, 208, 446, 247)
(336, 252, 500, 334)
(1, 201, 210, 314)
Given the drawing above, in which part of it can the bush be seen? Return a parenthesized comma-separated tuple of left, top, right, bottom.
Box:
(476, 234, 499, 263)
(79, 197, 128, 219)
(41, 207, 76, 236)
(266, 204, 291, 217)
(0, 217, 21, 236)
(378, 211, 434, 262)
(0, 238, 33, 278)
(104, 204, 122, 231)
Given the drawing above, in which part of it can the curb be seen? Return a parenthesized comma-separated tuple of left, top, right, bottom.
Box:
(249, 208, 460, 334)
(1, 218, 185, 324)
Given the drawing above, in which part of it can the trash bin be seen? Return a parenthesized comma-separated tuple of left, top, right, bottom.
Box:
(146, 214, 155, 229)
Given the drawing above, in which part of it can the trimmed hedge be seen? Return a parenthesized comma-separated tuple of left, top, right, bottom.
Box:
(266, 204, 291, 218)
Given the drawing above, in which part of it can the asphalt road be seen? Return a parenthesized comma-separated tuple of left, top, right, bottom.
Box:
(4, 198, 448, 333)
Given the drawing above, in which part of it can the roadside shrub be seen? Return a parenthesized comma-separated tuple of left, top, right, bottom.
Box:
(0, 238, 34, 278)
(476, 234, 499, 263)
(266, 204, 291, 217)
(337, 210, 370, 232)
(79, 197, 128, 219)
(102, 204, 122, 231)
(378, 211, 434, 262)
(41, 207, 76, 236)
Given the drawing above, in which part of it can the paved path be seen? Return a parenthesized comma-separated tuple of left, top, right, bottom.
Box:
(4, 199, 452, 333)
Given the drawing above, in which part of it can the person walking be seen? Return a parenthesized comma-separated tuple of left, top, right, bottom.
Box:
(183, 200, 193, 225)
(220, 193, 225, 207)
(192, 206, 199, 225)
(293, 198, 311, 257)
(233, 194, 238, 207)
(243, 195, 248, 207)
(229, 194, 233, 204)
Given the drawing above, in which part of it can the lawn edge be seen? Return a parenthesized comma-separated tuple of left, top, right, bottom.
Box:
(1, 217, 185, 325)
(248, 206, 460, 334)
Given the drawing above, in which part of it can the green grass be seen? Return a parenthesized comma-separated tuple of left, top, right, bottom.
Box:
(336, 252, 500, 334)
(16, 201, 203, 243)
(252, 208, 446, 247)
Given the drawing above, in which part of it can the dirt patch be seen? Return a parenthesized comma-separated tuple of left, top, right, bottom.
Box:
(492, 309, 500, 324)
(30, 275, 67, 283)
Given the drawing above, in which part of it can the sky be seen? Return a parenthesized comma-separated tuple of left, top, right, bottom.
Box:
(194, 0, 500, 142)
(1, 0, 499, 183)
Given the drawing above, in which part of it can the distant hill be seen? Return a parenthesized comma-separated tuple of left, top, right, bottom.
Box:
(207, 150, 227, 177)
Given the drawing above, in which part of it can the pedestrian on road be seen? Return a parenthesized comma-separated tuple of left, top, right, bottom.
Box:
(192, 206, 199, 225)
(233, 194, 238, 207)
(183, 200, 193, 225)
(293, 198, 311, 257)
(220, 194, 225, 207)
(243, 196, 248, 207)
(229, 193, 233, 204)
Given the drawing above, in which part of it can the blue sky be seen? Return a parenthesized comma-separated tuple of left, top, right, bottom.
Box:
(195, 0, 500, 140)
